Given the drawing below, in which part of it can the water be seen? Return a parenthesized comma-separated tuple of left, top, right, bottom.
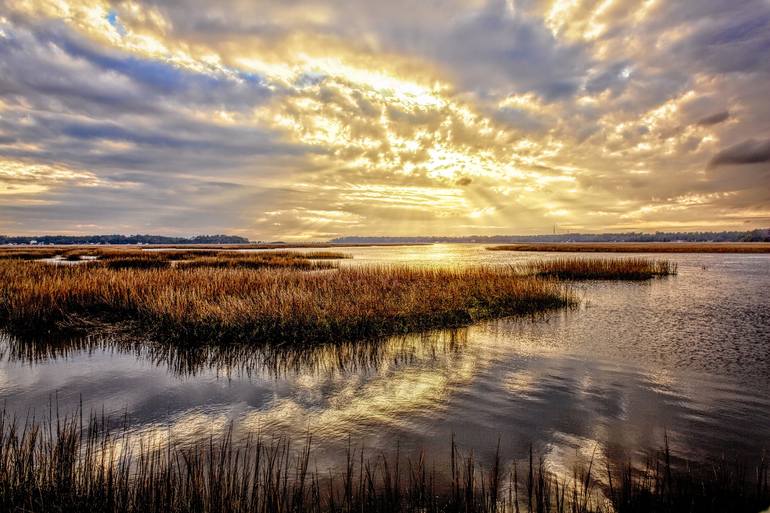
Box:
(1, 244, 769, 472)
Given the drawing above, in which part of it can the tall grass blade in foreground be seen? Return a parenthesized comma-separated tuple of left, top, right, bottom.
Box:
(0, 411, 767, 513)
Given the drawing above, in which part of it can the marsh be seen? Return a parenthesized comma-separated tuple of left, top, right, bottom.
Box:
(0, 244, 768, 511)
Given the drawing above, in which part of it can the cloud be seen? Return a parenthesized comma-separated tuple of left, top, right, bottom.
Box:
(696, 111, 730, 126)
(709, 139, 770, 167)
(1, 0, 770, 237)
(670, 9, 770, 75)
(456, 177, 472, 186)
(584, 61, 632, 96)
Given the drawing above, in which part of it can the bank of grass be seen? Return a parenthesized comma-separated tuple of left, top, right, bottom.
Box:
(175, 255, 337, 271)
(0, 249, 62, 260)
(488, 242, 770, 253)
(0, 247, 351, 263)
(0, 261, 573, 344)
(0, 411, 767, 513)
(95, 249, 351, 263)
(523, 258, 677, 280)
(0, 247, 350, 272)
(103, 257, 174, 270)
(100, 251, 346, 271)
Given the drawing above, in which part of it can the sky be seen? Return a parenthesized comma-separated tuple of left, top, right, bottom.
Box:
(1, 0, 769, 240)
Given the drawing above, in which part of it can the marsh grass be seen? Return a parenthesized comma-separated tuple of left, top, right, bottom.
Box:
(254, 251, 352, 260)
(0, 249, 62, 260)
(0, 261, 573, 344)
(99, 249, 210, 261)
(288, 251, 353, 259)
(175, 256, 336, 271)
(64, 253, 89, 261)
(0, 411, 766, 513)
(40, 249, 349, 271)
(172, 251, 349, 271)
(103, 258, 172, 270)
(0, 247, 350, 263)
(522, 258, 676, 280)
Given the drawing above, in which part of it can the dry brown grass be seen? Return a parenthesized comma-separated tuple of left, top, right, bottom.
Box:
(103, 257, 172, 270)
(0, 247, 201, 261)
(0, 247, 349, 270)
(269, 251, 352, 259)
(99, 249, 207, 260)
(1, 410, 767, 513)
(175, 255, 336, 271)
(202, 250, 351, 260)
(0, 249, 62, 260)
(488, 242, 770, 253)
(98, 251, 346, 271)
(520, 257, 677, 280)
(0, 261, 573, 344)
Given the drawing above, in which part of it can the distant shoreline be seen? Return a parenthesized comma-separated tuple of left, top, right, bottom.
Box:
(3, 227, 769, 247)
(487, 242, 770, 253)
(330, 228, 770, 245)
(0, 242, 430, 249)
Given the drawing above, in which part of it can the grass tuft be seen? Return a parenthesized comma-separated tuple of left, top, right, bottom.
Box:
(103, 257, 172, 270)
(175, 256, 336, 271)
(523, 258, 677, 280)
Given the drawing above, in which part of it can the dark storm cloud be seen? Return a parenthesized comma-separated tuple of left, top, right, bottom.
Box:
(709, 139, 770, 168)
(696, 111, 730, 126)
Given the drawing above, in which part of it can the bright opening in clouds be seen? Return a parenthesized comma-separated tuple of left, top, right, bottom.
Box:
(1, 0, 769, 239)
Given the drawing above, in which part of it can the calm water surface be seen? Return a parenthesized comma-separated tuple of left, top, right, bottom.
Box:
(1, 244, 769, 472)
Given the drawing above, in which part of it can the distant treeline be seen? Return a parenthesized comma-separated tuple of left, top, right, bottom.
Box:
(330, 228, 770, 244)
(0, 234, 250, 245)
